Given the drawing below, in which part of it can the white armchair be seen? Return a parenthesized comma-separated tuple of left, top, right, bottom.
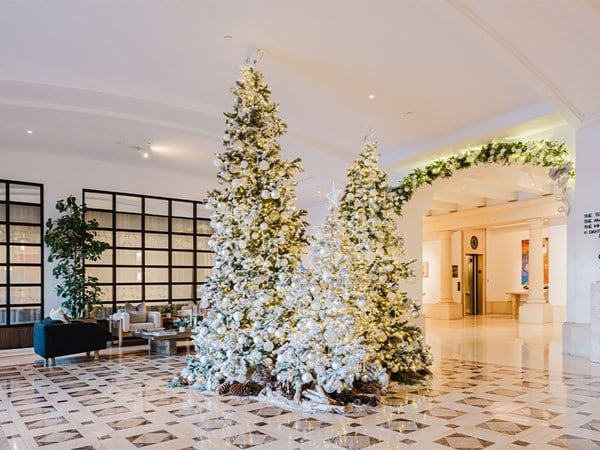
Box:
(110, 310, 162, 346)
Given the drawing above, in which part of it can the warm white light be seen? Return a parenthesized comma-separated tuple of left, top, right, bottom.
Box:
(368, 94, 375, 99)
(27, 130, 33, 134)
(143, 151, 149, 159)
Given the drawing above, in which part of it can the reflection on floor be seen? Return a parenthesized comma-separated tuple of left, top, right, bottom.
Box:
(1, 316, 599, 449)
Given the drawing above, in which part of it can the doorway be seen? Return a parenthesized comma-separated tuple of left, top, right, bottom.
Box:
(464, 254, 484, 315)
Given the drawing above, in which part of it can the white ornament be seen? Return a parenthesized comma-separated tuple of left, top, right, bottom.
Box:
(331, 361, 341, 370)
(259, 160, 270, 171)
(357, 299, 367, 308)
(213, 158, 220, 167)
(233, 311, 243, 321)
(261, 190, 270, 199)
(238, 336, 247, 344)
(275, 329, 285, 339)
(240, 160, 248, 169)
(301, 372, 313, 383)
(270, 190, 280, 199)
(411, 310, 420, 318)
(263, 341, 274, 352)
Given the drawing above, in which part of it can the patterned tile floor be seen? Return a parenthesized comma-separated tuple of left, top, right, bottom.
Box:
(0, 317, 599, 449)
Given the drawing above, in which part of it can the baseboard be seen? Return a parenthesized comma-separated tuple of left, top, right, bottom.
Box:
(562, 322, 590, 358)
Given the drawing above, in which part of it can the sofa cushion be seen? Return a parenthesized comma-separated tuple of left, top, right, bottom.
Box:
(49, 307, 70, 323)
(124, 301, 146, 323)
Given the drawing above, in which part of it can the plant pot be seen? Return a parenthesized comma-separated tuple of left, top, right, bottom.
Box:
(178, 326, 186, 332)
(166, 313, 172, 318)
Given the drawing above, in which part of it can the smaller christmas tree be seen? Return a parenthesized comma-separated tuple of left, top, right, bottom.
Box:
(339, 137, 432, 380)
(273, 185, 387, 405)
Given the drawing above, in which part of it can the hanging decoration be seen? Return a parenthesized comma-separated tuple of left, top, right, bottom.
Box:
(391, 140, 575, 214)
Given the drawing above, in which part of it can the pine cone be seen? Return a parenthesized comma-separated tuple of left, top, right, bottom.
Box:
(229, 382, 245, 396)
(243, 381, 263, 396)
(217, 381, 232, 395)
(353, 380, 380, 395)
(252, 365, 276, 386)
(274, 381, 295, 400)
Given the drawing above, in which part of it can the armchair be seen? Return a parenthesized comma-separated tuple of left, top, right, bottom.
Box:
(110, 306, 161, 346)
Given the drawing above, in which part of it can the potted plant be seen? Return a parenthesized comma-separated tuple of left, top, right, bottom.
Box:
(161, 303, 175, 318)
(173, 317, 190, 332)
(45, 195, 110, 320)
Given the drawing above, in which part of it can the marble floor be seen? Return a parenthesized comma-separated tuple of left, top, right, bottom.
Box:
(1, 316, 599, 449)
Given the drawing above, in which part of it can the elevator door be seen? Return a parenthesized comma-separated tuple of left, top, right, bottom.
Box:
(464, 254, 484, 315)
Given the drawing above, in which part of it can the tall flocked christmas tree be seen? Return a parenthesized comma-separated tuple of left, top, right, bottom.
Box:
(273, 185, 387, 404)
(179, 57, 308, 391)
(338, 138, 432, 380)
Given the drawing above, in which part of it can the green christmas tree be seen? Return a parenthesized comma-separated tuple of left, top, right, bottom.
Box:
(180, 61, 308, 391)
(273, 186, 387, 402)
(338, 139, 432, 379)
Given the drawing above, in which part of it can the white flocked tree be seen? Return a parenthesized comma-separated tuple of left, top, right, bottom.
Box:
(179, 57, 308, 392)
(338, 138, 432, 381)
(273, 185, 387, 404)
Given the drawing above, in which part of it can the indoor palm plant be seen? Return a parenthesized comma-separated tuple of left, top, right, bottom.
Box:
(45, 195, 110, 319)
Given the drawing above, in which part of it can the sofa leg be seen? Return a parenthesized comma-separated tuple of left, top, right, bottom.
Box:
(94, 350, 100, 360)
(86, 351, 91, 359)
(50, 357, 56, 366)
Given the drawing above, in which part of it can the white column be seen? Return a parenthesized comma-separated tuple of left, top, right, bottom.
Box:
(526, 218, 546, 303)
(439, 230, 453, 303)
(520, 218, 553, 323)
(428, 230, 462, 319)
(564, 123, 600, 358)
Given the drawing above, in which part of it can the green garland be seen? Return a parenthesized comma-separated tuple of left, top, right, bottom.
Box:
(391, 140, 574, 214)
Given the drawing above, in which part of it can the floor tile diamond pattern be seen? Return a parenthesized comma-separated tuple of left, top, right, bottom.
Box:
(0, 351, 598, 449)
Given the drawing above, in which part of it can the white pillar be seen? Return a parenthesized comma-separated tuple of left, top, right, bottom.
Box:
(439, 230, 453, 303)
(520, 218, 553, 323)
(564, 123, 600, 358)
(526, 218, 546, 303)
(428, 230, 462, 319)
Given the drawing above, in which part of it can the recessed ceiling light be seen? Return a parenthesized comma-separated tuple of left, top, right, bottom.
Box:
(142, 151, 149, 159)
(27, 130, 33, 134)
(224, 34, 233, 39)
(317, 190, 322, 194)
(368, 94, 375, 99)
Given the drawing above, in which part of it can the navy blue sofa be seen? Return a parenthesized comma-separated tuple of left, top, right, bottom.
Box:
(34, 318, 110, 365)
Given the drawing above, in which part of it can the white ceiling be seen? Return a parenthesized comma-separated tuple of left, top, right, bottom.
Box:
(1, 0, 599, 211)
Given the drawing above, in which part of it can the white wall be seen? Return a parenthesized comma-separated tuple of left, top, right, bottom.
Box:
(486, 228, 529, 301)
(422, 239, 440, 304)
(486, 223, 566, 306)
(2, 149, 215, 314)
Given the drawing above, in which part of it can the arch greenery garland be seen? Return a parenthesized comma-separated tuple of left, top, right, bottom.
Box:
(391, 140, 575, 214)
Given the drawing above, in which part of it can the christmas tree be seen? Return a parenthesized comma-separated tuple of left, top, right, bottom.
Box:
(338, 139, 432, 379)
(179, 59, 308, 391)
(273, 186, 387, 404)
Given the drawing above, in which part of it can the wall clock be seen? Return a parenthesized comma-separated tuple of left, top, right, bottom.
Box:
(470, 235, 479, 250)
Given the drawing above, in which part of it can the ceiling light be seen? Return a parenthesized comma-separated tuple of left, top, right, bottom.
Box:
(368, 94, 375, 99)
(27, 130, 33, 134)
(224, 34, 233, 39)
(142, 151, 149, 159)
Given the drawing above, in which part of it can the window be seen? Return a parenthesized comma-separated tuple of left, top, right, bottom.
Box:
(0, 180, 44, 326)
(83, 189, 212, 313)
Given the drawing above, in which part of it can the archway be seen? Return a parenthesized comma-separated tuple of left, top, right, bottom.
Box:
(392, 140, 575, 325)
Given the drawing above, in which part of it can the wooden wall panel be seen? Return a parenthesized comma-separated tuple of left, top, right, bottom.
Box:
(0, 325, 34, 349)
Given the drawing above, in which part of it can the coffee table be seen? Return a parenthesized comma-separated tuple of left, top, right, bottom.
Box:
(133, 330, 194, 355)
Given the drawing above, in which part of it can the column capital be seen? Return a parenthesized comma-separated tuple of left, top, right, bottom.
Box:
(527, 218, 547, 229)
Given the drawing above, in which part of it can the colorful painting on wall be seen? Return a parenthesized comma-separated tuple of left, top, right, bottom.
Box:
(521, 238, 549, 286)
